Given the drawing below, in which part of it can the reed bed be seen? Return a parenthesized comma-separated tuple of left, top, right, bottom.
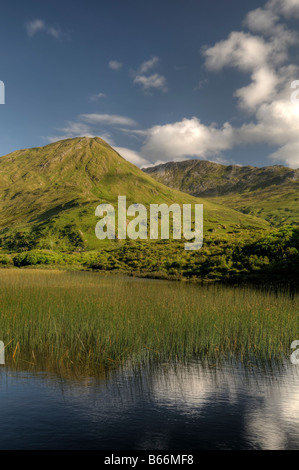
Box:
(0, 269, 297, 372)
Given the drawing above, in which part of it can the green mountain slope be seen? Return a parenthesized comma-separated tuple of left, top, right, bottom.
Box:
(0, 138, 268, 251)
(144, 160, 299, 226)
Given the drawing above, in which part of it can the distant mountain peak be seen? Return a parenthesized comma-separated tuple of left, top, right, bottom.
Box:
(143, 159, 299, 226)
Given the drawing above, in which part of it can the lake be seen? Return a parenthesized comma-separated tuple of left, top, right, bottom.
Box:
(0, 269, 298, 449)
(0, 359, 298, 450)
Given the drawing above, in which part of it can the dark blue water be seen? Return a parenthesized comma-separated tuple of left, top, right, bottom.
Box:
(0, 361, 298, 450)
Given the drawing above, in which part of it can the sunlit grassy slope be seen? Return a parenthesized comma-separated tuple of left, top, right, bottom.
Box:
(144, 160, 299, 226)
(0, 137, 268, 250)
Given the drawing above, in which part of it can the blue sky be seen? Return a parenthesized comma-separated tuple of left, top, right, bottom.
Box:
(1, 0, 299, 168)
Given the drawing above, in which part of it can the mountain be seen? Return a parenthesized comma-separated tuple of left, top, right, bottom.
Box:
(144, 160, 299, 226)
(0, 138, 268, 251)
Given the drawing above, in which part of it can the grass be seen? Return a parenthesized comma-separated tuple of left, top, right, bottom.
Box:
(0, 269, 297, 374)
(208, 186, 299, 227)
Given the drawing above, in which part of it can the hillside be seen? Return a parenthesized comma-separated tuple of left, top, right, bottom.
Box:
(0, 138, 268, 251)
(144, 160, 299, 226)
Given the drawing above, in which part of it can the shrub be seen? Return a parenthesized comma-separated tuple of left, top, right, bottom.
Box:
(0, 254, 13, 266)
(13, 250, 64, 267)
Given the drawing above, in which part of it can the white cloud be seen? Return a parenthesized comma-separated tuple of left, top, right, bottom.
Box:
(270, 142, 299, 167)
(108, 60, 123, 71)
(194, 79, 208, 91)
(234, 66, 279, 111)
(132, 74, 299, 167)
(80, 113, 137, 127)
(140, 117, 234, 163)
(243, 5, 298, 54)
(203, 20, 297, 114)
(25, 19, 65, 40)
(46, 115, 137, 151)
(138, 56, 159, 74)
(203, 23, 297, 75)
(47, 26, 62, 40)
(244, 8, 279, 34)
(46, 119, 117, 145)
(47, 122, 96, 142)
(25, 19, 45, 37)
(113, 146, 151, 167)
(90, 92, 107, 101)
(133, 73, 168, 93)
(133, 56, 167, 93)
(236, 93, 299, 146)
(60, 122, 94, 136)
(197, 0, 299, 168)
(203, 32, 272, 72)
(267, 0, 299, 18)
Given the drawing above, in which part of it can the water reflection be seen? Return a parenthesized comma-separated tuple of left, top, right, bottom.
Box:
(0, 360, 298, 449)
(149, 361, 299, 449)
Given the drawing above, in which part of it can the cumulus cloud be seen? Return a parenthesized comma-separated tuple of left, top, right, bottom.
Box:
(131, 71, 299, 167)
(197, 0, 299, 167)
(244, 8, 279, 34)
(268, 0, 299, 18)
(237, 92, 299, 145)
(133, 56, 168, 93)
(108, 60, 123, 71)
(138, 56, 159, 74)
(133, 73, 168, 93)
(203, 32, 272, 73)
(135, 86, 299, 167)
(25, 19, 66, 40)
(139, 117, 234, 163)
(270, 142, 299, 167)
(234, 66, 280, 111)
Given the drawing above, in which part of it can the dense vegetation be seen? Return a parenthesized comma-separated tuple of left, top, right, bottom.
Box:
(0, 226, 298, 287)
